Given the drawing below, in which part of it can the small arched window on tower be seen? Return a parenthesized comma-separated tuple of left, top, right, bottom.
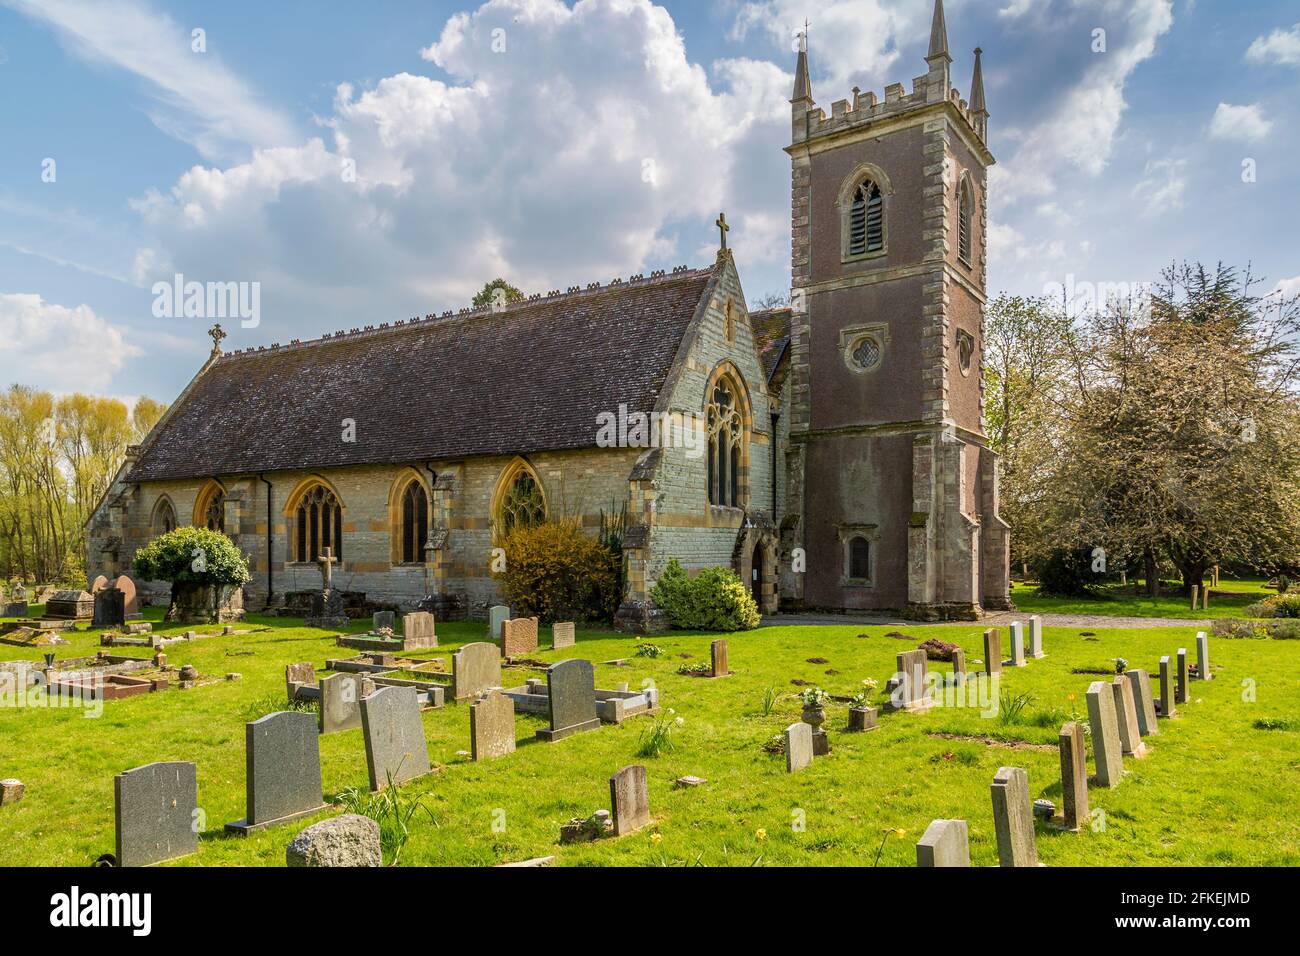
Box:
(849, 179, 885, 256)
(399, 479, 429, 564)
(958, 177, 974, 265)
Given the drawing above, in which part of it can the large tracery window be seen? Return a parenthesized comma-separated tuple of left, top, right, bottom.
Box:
(193, 481, 225, 533)
(494, 461, 547, 537)
(707, 375, 746, 508)
(294, 484, 343, 563)
(399, 479, 429, 564)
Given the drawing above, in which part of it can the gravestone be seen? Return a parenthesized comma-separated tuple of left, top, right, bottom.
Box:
(1176, 648, 1190, 704)
(372, 610, 395, 632)
(453, 641, 502, 702)
(915, 819, 969, 867)
(990, 766, 1038, 867)
(552, 621, 576, 649)
(1195, 631, 1211, 681)
(785, 722, 813, 773)
(502, 617, 539, 658)
(90, 574, 109, 594)
(470, 690, 516, 760)
(1158, 656, 1177, 718)
(710, 639, 729, 677)
(1058, 721, 1088, 831)
(983, 629, 1002, 677)
(1028, 616, 1045, 658)
(359, 685, 431, 790)
(1008, 622, 1026, 666)
(45, 589, 94, 620)
(285, 662, 315, 701)
(538, 659, 600, 742)
(951, 646, 966, 688)
(402, 611, 437, 649)
(114, 761, 198, 867)
(320, 671, 374, 733)
(1190, 585, 1199, 611)
(1086, 680, 1123, 788)
(488, 605, 510, 640)
(609, 764, 652, 836)
(226, 711, 326, 834)
(93, 587, 125, 627)
(890, 649, 931, 712)
(1110, 676, 1146, 757)
(112, 575, 140, 619)
(1125, 668, 1159, 736)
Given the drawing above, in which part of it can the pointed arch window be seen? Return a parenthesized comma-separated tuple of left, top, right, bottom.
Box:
(849, 179, 884, 256)
(293, 484, 343, 563)
(493, 461, 547, 538)
(706, 375, 746, 508)
(399, 479, 429, 564)
(152, 497, 176, 536)
(193, 481, 225, 534)
(958, 177, 974, 264)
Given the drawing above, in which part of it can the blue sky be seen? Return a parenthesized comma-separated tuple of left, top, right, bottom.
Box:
(1, 0, 1297, 404)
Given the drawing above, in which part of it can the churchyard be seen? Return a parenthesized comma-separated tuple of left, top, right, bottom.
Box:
(2, 598, 1298, 867)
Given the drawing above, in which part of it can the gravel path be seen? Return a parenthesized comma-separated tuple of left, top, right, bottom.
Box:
(763, 611, 1211, 630)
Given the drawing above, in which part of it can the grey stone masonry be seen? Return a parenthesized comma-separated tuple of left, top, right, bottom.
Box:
(1008, 621, 1026, 666)
(320, 671, 374, 733)
(114, 761, 198, 867)
(1028, 616, 1045, 658)
(470, 690, 516, 761)
(537, 659, 601, 742)
(489, 605, 509, 640)
(453, 641, 502, 702)
(1176, 648, 1190, 704)
(990, 766, 1038, 867)
(916, 819, 970, 867)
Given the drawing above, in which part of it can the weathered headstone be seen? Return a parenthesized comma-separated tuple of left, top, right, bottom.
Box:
(951, 646, 966, 688)
(319, 671, 374, 733)
(359, 685, 431, 790)
(1190, 585, 1199, 611)
(1158, 656, 1177, 718)
(889, 648, 931, 712)
(402, 611, 436, 649)
(1195, 631, 1211, 681)
(710, 639, 729, 677)
(1028, 616, 1045, 658)
(470, 690, 516, 761)
(1111, 676, 1146, 758)
(785, 722, 813, 773)
(1058, 721, 1088, 831)
(285, 662, 315, 700)
(1086, 680, 1123, 788)
(1125, 668, 1159, 736)
(502, 616, 539, 658)
(90, 574, 109, 594)
(488, 605, 510, 640)
(1008, 621, 1026, 666)
(609, 764, 652, 836)
(372, 610, 395, 632)
(552, 621, 576, 649)
(453, 641, 502, 702)
(915, 819, 970, 867)
(538, 659, 600, 742)
(990, 766, 1038, 867)
(983, 628, 1002, 677)
(1176, 647, 1190, 704)
(93, 587, 125, 627)
(226, 711, 327, 834)
(114, 761, 198, 867)
(112, 575, 140, 619)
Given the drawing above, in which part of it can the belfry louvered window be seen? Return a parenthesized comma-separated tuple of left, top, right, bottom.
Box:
(958, 179, 973, 264)
(849, 179, 884, 255)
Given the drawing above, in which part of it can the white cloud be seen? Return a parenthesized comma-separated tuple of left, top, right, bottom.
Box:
(1246, 23, 1300, 66)
(1208, 102, 1273, 143)
(0, 293, 140, 391)
(3, 0, 295, 160)
(1133, 157, 1187, 217)
(1273, 275, 1300, 298)
(998, 0, 1042, 19)
(128, 0, 791, 340)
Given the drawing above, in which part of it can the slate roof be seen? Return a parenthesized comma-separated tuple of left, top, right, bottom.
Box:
(129, 265, 718, 482)
(749, 306, 792, 381)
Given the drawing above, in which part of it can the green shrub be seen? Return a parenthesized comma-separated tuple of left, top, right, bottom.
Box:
(132, 526, 250, 588)
(1272, 594, 1300, 618)
(651, 559, 760, 632)
(493, 520, 621, 624)
(1033, 548, 1100, 598)
(1268, 620, 1300, 640)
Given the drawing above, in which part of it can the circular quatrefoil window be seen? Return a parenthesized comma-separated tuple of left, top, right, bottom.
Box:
(851, 335, 882, 371)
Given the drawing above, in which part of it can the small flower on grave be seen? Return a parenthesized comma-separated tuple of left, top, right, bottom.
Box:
(1115, 657, 1128, 675)
(800, 687, 830, 708)
(755, 828, 767, 842)
(762, 733, 786, 755)
(849, 691, 872, 710)
(650, 832, 662, 845)
(634, 641, 663, 659)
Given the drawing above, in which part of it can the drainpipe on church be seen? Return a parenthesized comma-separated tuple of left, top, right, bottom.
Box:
(258, 474, 273, 609)
(770, 410, 779, 520)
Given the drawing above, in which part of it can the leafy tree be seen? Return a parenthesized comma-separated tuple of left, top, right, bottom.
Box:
(472, 278, 524, 310)
(133, 526, 251, 589)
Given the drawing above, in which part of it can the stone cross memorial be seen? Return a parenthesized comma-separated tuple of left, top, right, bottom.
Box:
(470, 690, 516, 761)
(537, 659, 601, 742)
(1158, 656, 1177, 718)
(1086, 680, 1124, 788)
(983, 629, 1002, 677)
(1058, 721, 1088, 831)
(915, 818, 970, 867)
(453, 641, 502, 702)
(1111, 676, 1146, 758)
(710, 639, 729, 677)
(114, 761, 198, 867)
(1125, 668, 1159, 736)
(1196, 631, 1212, 681)
(488, 605, 510, 640)
(785, 721, 813, 773)
(990, 766, 1038, 867)
(359, 685, 432, 790)
(609, 764, 652, 836)
(226, 711, 327, 834)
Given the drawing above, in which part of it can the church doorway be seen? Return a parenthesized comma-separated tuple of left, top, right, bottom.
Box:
(751, 541, 764, 606)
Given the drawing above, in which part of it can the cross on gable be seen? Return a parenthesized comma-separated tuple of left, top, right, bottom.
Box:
(208, 323, 227, 354)
(715, 212, 729, 251)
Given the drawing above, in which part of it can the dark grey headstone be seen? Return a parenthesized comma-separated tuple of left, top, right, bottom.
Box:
(226, 711, 326, 834)
(360, 685, 431, 790)
(93, 588, 125, 627)
(538, 659, 600, 742)
(609, 765, 651, 836)
(1086, 680, 1123, 788)
(1126, 668, 1159, 736)
(114, 761, 198, 867)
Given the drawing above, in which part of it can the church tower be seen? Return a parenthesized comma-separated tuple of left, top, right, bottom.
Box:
(784, 0, 1010, 618)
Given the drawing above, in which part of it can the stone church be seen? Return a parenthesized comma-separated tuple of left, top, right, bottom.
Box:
(86, 0, 1010, 628)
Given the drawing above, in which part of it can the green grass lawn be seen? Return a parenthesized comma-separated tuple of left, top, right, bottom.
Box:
(1, 608, 1297, 867)
(1009, 577, 1275, 620)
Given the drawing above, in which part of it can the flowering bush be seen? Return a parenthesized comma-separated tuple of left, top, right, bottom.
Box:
(493, 520, 621, 623)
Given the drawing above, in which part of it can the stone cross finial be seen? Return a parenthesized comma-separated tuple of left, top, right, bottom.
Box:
(715, 212, 729, 251)
(317, 546, 336, 589)
(208, 323, 227, 356)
